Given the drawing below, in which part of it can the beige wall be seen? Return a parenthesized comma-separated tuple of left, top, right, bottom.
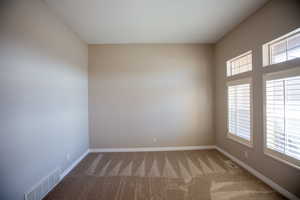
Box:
(215, 0, 300, 197)
(89, 44, 214, 148)
(1, 0, 299, 199)
(0, 1, 88, 200)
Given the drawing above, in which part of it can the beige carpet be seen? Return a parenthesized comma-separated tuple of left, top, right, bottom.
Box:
(44, 150, 285, 200)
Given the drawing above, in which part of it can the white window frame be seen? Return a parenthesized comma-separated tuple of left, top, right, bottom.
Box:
(263, 28, 300, 67)
(263, 67, 300, 170)
(226, 51, 252, 77)
(227, 77, 253, 148)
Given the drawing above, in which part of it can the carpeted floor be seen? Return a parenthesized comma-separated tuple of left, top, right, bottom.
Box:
(44, 150, 285, 200)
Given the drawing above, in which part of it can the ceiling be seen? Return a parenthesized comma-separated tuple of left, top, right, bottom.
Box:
(44, 0, 269, 44)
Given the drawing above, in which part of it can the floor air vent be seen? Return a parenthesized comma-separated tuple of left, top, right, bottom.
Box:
(25, 168, 60, 200)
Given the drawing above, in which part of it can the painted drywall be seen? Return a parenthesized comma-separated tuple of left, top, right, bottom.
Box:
(0, 0, 88, 200)
(89, 44, 214, 148)
(215, 0, 300, 197)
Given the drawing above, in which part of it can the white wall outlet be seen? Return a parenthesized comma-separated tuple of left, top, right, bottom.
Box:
(153, 138, 157, 143)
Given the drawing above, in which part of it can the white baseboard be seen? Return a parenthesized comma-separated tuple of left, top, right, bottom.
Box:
(89, 145, 216, 153)
(25, 149, 89, 200)
(60, 149, 89, 180)
(216, 146, 300, 200)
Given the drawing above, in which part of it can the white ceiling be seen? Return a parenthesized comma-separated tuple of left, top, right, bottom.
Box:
(45, 0, 269, 44)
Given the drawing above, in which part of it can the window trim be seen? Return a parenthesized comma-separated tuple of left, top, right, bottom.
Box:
(263, 28, 300, 67)
(263, 67, 300, 170)
(227, 77, 253, 148)
(226, 50, 252, 77)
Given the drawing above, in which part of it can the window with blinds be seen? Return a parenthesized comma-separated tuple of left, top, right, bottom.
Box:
(227, 51, 252, 77)
(264, 68, 300, 167)
(263, 28, 300, 66)
(227, 78, 252, 146)
(270, 33, 300, 65)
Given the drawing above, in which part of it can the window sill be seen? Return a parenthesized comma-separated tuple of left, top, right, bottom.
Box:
(227, 133, 253, 148)
(264, 148, 300, 171)
(262, 57, 300, 72)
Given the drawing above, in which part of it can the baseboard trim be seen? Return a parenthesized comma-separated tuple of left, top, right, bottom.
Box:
(60, 149, 89, 180)
(25, 149, 89, 200)
(89, 145, 216, 153)
(215, 146, 300, 200)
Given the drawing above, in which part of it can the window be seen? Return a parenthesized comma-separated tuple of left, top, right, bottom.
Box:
(264, 68, 300, 168)
(263, 28, 300, 66)
(227, 51, 252, 76)
(227, 78, 252, 147)
(226, 51, 253, 147)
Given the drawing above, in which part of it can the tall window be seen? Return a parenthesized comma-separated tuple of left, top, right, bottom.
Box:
(227, 78, 252, 146)
(264, 68, 300, 167)
(263, 28, 300, 66)
(226, 51, 253, 147)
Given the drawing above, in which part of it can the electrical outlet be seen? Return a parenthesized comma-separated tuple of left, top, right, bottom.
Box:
(153, 138, 157, 143)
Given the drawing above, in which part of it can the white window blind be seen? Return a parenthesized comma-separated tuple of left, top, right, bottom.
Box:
(270, 33, 300, 65)
(227, 51, 252, 77)
(263, 28, 300, 66)
(265, 69, 300, 167)
(227, 79, 252, 145)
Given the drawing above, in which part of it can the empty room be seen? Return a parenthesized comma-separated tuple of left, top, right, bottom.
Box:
(1, 0, 300, 199)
